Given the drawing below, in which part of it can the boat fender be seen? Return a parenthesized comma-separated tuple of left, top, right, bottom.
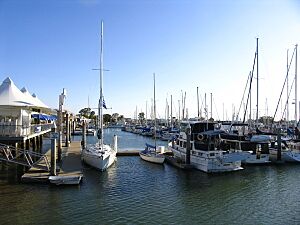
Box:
(197, 134, 204, 141)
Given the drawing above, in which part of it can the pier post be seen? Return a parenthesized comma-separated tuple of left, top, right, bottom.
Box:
(277, 131, 282, 161)
(65, 113, 70, 147)
(14, 142, 19, 157)
(39, 135, 43, 152)
(113, 135, 118, 152)
(32, 137, 36, 152)
(81, 121, 86, 149)
(25, 139, 30, 150)
(186, 124, 191, 164)
(21, 140, 25, 150)
(50, 127, 57, 176)
(69, 118, 72, 143)
(72, 120, 76, 135)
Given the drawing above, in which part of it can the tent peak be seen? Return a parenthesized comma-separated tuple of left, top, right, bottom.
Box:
(3, 77, 13, 85)
(21, 87, 29, 93)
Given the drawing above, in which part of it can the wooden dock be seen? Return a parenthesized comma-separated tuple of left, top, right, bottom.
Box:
(21, 141, 83, 183)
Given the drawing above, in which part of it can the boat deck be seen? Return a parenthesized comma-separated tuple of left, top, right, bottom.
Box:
(21, 141, 83, 183)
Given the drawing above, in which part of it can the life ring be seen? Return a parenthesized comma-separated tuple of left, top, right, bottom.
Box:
(197, 134, 204, 141)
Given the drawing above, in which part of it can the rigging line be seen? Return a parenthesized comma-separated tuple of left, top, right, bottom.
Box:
(236, 71, 251, 121)
(243, 52, 257, 123)
(273, 47, 296, 120)
(212, 97, 220, 121)
(280, 77, 295, 121)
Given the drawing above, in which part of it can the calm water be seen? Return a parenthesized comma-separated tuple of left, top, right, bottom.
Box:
(1, 129, 300, 225)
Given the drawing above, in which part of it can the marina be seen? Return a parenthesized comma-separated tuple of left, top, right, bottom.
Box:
(1, 129, 300, 224)
(1, 1, 300, 224)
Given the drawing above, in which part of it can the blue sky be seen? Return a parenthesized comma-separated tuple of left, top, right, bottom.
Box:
(0, 0, 300, 121)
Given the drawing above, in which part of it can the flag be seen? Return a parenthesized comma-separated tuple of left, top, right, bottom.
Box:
(102, 99, 107, 109)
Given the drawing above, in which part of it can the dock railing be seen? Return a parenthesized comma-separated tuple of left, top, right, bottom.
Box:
(0, 143, 50, 171)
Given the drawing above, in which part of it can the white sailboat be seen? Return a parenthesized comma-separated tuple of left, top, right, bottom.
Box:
(139, 73, 165, 164)
(82, 21, 117, 171)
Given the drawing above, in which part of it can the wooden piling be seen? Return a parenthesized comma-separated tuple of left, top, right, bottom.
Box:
(81, 121, 86, 149)
(186, 125, 191, 164)
(65, 113, 70, 147)
(277, 132, 282, 161)
(50, 127, 57, 176)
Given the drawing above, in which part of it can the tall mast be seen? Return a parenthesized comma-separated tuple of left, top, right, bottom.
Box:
(256, 37, 259, 127)
(287, 49, 289, 125)
(296, 44, 298, 125)
(197, 87, 200, 118)
(145, 101, 147, 121)
(210, 93, 212, 119)
(99, 20, 104, 147)
(170, 95, 173, 128)
(153, 73, 157, 150)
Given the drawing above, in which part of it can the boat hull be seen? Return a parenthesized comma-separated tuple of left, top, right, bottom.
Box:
(139, 152, 165, 164)
(169, 146, 243, 173)
(242, 152, 271, 164)
(269, 149, 300, 162)
(82, 145, 117, 171)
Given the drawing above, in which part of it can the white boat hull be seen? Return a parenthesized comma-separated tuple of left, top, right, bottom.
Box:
(82, 144, 117, 171)
(169, 146, 243, 173)
(139, 152, 165, 164)
(241, 152, 271, 164)
(270, 149, 300, 162)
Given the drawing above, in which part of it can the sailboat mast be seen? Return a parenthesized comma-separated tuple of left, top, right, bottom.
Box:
(256, 37, 259, 127)
(99, 21, 104, 147)
(170, 94, 173, 128)
(153, 73, 157, 150)
(287, 49, 289, 125)
(197, 87, 200, 118)
(295, 44, 298, 125)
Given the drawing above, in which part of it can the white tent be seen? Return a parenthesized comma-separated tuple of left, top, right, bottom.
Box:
(21, 87, 49, 109)
(32, 93, 49, 109)
(0, 77, 50, 109)
(0, 77, 34, 107)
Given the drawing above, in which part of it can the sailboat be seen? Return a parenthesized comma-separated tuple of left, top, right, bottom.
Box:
(81, 21, 117, 171)
(139, 73, 165, 164)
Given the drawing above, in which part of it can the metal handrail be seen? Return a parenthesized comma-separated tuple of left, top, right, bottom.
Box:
(0, 143, 50, 171)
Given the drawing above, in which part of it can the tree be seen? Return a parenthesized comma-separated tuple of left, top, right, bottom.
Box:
(79, 107, 91, 118)
(103, 114, 112, 124)
(118, 115, 124, 121)
(112, 113, 119, 122)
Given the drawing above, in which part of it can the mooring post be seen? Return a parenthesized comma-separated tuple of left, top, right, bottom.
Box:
(50, 126, 57, 176)
(65, 113, 70, 147)
(277, 130, 282, 161)
(69, 118, 72, 143)
(81, 121, 86, 149)
(32, 137, 36, 152)
(186, 124, 191, 164)
(113, 135, 118, 152)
